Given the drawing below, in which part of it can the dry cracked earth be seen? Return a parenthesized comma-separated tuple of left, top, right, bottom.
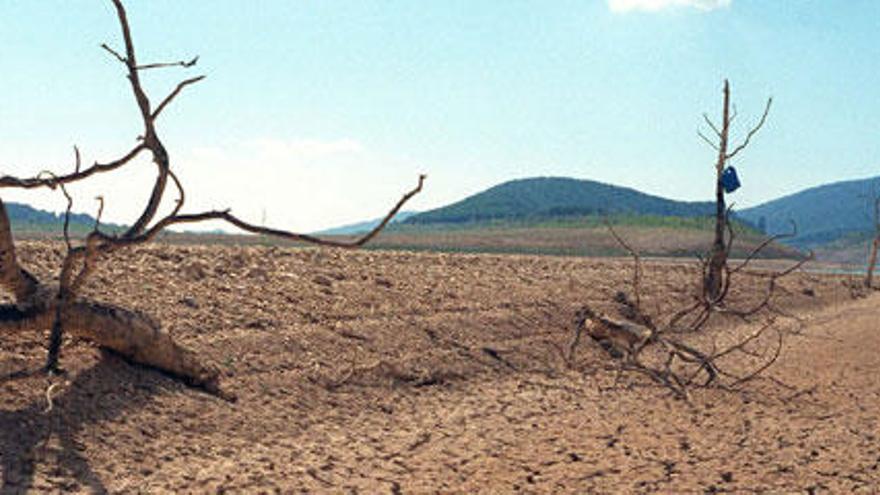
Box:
(1, 241, 879, 493)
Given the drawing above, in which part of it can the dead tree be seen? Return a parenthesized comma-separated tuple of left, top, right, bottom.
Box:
(866, 195, 880, 288)
(0, 0, 424, 397)
(570, 216, 811, 400)
(698, 80, 772, 301)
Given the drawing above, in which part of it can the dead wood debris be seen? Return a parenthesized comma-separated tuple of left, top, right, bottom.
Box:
(569, 219, 812, 400)
(0, 0, 424, 400)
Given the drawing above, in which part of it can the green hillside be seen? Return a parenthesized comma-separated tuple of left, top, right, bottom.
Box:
(404, 177, 715, 225)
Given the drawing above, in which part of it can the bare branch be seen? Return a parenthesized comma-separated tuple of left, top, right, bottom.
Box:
(62, 190, 73, 250)
(721, 250, 814, 319)
(70, 233, 102, 297)
(0, 144, 146, 190)
(110, 0, 154, 125)
(93, 196, 105, 231)
(121, 159, 168, 238)
(729, 220, 797, 275)
(35, 171, 74, 250)
(702, 113, 722, 138)
(726, 97, 773, 160)
(605, 219, 643, 316)
(709, 318, 776, 362)
(136, 55, 199, 71)
(106, 0, 169, 239)
(100, 43, 127, 64)
(168, 169, 185, 217)
(728, 326, 784, 388)
(660, 338, 718, 386)
(104, 174, 427, 251)
(152, 75, 206, 120)
(697, 130, 719, 151)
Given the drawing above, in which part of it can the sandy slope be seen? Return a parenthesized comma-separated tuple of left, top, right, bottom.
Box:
(1, 242, 877, 493)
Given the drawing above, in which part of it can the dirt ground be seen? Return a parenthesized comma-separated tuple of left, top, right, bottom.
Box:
(1, 242, 878, 494)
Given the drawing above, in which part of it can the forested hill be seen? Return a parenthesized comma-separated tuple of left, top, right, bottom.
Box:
(4, 201, 104, 233)
(404, 177, 715, 225)
(740, 175, 880, 248)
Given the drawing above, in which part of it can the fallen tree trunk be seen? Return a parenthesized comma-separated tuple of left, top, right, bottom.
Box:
(572, 305, 653, 360)
(1, 301, 225, 397)
(2, 205, 224, 396)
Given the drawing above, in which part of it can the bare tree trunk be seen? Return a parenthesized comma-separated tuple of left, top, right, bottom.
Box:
(0, 201, 39, 305)
(705, 80, 731, 301)
(867, 238, 879, 288)
(865, 197, 880, 288)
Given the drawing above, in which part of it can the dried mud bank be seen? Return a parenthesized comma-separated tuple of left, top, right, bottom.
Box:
(1, 241, 877, 493)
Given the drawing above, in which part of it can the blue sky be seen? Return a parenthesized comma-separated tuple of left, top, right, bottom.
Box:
(1, 0, 878, 231)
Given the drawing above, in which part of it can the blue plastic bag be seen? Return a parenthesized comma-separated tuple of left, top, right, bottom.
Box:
(721, 166, 741, 193)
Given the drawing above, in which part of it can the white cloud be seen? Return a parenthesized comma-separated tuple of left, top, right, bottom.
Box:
(244, 137, 364, 159)
(176, 137, 426, 233)
(608, 0, 731, 13)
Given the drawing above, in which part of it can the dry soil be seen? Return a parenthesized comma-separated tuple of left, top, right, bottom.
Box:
(1, 242, 878, 493)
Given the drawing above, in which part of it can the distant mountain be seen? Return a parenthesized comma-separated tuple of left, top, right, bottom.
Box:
(315, 211, 418, 236)
(6, 202, 88, 225)
(5, 201, 108, 233)
(404, 177, 715, 225)
(740, 176, 880, 249)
